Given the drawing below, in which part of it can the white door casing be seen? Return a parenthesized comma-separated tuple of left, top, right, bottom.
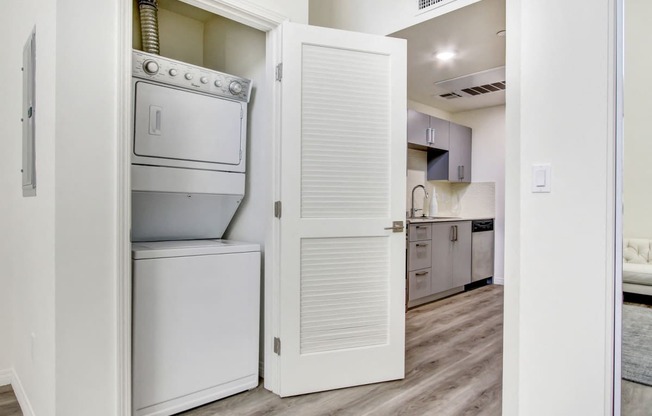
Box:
(275, 22, 407, 396)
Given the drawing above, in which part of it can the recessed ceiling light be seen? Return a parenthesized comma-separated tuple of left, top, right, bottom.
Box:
(496, 30, 506, 37)
(435, 51, 456, 61)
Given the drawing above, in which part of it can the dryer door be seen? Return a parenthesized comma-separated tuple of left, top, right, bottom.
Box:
(134, 81, 243, 166)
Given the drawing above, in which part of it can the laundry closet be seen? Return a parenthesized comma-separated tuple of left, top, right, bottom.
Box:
(129, 1, 269, 415)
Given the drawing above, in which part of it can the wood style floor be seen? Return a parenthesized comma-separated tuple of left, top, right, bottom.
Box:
(0, 286, 503, 416)
(0, 385, 22, 416)
(182, 285, 504, 416)
(622, 299, 652, 416)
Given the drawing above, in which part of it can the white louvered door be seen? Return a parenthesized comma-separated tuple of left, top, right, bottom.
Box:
(275, 22, 407, 396)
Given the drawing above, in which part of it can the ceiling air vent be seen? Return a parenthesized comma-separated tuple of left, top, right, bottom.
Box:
(418, 0, 456, 11)
(439, 92, 463, 99)
(434, 66, 506, 99)
(461, 81, 506, 96)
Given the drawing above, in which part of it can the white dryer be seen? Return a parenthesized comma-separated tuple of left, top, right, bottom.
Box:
(132, 239, 260, 416)
(130, 50, 252, 241)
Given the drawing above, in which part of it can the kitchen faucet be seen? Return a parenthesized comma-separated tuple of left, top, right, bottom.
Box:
(410, 185, 429, 218)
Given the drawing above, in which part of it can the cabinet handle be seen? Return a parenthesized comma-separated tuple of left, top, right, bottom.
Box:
(430, 128, 436, 145)
(457, 165, 462, 181)
(415, 271, 428, 276)
(415, 225, 426, 229)
(450, 225, 458, 242)
(461, 165, 465, 180)
(415, 243, 429, 247)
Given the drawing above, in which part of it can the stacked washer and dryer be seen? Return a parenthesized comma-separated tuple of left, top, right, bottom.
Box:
(130, 50, 260, 416)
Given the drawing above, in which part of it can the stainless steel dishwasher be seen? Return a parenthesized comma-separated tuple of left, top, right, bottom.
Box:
(471, 219, 494, 282)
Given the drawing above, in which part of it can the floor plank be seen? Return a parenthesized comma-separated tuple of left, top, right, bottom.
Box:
(0, 286, 504, 416)
(0, 384, 23, 416)
(0, 286, 645, 414)
(622, 301, 652, 415)
(182, 285, 504, 416)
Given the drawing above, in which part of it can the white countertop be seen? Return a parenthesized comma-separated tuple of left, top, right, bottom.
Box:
(407, 216, 494, 223)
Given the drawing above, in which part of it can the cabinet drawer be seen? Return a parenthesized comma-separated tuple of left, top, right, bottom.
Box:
(408, 223, 431, 241)
(408, 240, 432, 271)
(408, 269, 432, 301)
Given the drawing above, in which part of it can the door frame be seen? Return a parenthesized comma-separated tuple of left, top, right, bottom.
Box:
(116, 1, 286, 414)
(613, 0, 624, 413)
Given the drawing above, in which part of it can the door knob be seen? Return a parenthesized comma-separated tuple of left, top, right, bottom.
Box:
(384, 221, 404, 232)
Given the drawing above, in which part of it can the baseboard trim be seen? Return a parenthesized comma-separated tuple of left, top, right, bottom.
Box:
(493, 277, 505, 285)
(12, 369, 35, 416)
(0, 368, 11, 386)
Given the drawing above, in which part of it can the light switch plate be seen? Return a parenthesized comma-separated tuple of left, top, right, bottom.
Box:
(532, 164, 551, 193)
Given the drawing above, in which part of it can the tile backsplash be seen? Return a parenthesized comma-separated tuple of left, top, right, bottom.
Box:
(407, 149, 495, 218)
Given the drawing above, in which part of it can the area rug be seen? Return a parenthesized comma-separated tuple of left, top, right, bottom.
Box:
(622, 304, 652, 386)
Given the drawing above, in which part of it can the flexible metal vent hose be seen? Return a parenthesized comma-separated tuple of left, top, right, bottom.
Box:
(138, 0, 160, 55)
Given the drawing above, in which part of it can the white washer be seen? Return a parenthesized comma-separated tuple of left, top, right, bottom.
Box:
(132, 239, 260, 416)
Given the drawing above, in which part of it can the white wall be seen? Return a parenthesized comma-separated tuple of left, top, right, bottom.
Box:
(253, 0, 308, 23)
(0, 0, 57, 414)
(503, 0, 616, 414)
(54, 0, 123, 413)
(309, 0, 480, 35)
(453, 105, 505, 281)
(623, 0, 652, 239)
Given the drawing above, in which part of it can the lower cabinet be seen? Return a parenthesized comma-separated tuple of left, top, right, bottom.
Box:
(431, 221, 472, 293)
(407, 221, 471, 307)
(408, 269, 431, 300)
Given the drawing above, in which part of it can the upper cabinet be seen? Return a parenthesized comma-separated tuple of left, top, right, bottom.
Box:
(407, 109, 449, 151)
(406, 108, 473, 183)
(448, 122, 472, 183)
(427, 121, 472, 183)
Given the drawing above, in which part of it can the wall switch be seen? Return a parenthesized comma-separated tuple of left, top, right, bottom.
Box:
(532, 164, 551, 193)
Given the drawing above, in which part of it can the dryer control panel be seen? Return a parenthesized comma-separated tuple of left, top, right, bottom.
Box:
(132, 50, 252, 103)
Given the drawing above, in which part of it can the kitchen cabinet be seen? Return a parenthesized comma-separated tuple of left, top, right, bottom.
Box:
(431, 221, 471, 293)
(448, 123, 472, 183)
(407, 223, 432, 305)
(407, 109, 449, 151)
(427, 122, 472, 183)
(407, 220, 471, 307)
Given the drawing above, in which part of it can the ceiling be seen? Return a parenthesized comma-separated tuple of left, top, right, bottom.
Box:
(390, 0, 506, 113)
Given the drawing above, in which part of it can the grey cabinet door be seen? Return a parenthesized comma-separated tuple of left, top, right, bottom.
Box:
(448, 122, 472, 183)
(429, 116, 450, 150)
(408, 223, 431, 242)
(408, 241, 432, 271)
(430, 222, 454, 294)
(408, 269, 432, 301)
(407, 109, 430, 148)
(451, 221, 472, 287)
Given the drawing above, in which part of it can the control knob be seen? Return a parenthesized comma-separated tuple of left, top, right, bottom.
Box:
(229, 81, 243, 95)
(214, 80, 223, 88)
(200, 76, 209, 84)
(143, 60, 159, 75)
(168, 69, 178, 76)
(184, 73, 193, 80)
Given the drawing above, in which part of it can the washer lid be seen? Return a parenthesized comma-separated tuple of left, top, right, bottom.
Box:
(132, 239, 260, 259)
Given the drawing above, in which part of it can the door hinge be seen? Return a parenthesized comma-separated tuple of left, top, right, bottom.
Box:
(274, 201, 282, 218)
(276, 63, 283, 82)
(273, 337, 281, 355)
